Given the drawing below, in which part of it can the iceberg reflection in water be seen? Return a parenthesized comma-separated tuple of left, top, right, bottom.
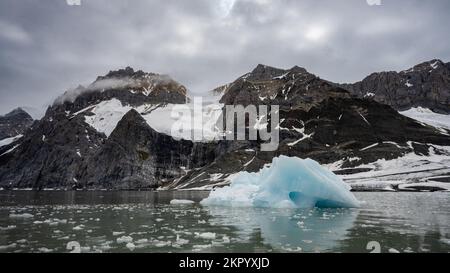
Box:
(204, 206, 358, 252)
(201, 156, 360, 209)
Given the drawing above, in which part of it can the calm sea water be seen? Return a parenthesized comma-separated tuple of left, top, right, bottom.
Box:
(0, 191, 449, 253)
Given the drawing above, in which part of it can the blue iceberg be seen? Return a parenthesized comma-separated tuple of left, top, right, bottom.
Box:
(201, 156, 360, 208)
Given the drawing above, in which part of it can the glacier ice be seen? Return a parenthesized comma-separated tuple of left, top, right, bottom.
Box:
(201, 156, 360, 208)
(170, 199, 195, 205)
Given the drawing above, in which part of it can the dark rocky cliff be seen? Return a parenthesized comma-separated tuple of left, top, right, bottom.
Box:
(0, 108, 34, 140)
(339, 59, 450, 113)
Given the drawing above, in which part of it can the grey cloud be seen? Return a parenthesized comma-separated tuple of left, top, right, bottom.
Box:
(0, 0, 449, 115)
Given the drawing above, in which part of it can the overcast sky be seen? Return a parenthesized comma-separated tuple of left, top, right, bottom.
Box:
(1, 0, 449, 116)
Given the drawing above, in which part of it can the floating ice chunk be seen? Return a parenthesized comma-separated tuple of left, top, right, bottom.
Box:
(16, 239, 27, 244)
(201, 156, 360, 208)
(117, 236, 133, 244)
(152, 239, 171, 247)
(0, 243, 17, 250)
(0, 225, 16, 230)
(126, 242, 136, 251)
(195, 232, 216, 240)
(170, 199, 195, 205)
(135, 239, 148, 244)
(38, 247, 53, 253)
(175, 235, 189, 245)
(72, 225, 84, 230)
(222, 235, 230, 243)
(388, 248, 400, 253)
(9, 213, 34, 219)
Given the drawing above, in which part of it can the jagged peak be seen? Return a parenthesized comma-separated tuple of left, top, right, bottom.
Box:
(252, 63, 271, 71)
(402, 59, 446, 73)
(289, 65, 308, 74)
(245, 64, 313, 82)
(92, 67, 185, 90)
(2, 107, 32, 118)
(249, 64, 286, 77)
(97, 66, 159, 81)
(122, 108, 144, 122)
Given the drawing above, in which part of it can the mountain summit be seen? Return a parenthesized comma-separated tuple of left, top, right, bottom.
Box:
(0, 108, 33, 140)
(219, 64, 349, 111)
(340, 59, 450, 113)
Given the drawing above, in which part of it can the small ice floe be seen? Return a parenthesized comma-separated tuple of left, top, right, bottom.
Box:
(72, 225, 85, 230)
(53, 219, 68, 225)
(126, 242, 136, 251)
(152, 239, 171, 247)
(388, 248, 400, 253)
(222, 235, 230, 244)
(403, 247, 414, 253)
(281, 246, 303, 252)
(0, 243, 17, 250)
(112, 231, 125, 236)
(195, 232, 216, 240)
(192, 244, 211, 251)
(38, 247, 53, 253)
(170, 199, 195, 205)
(9, 213, 34, 219)
(135, 239, 148, 244)
(155, 218, 164, 222)
(201, 156, 360, 208)
(0, 225, 16, 231)
(80, 246, 91, 253)
(175, 235, 189, 246)
(116, 236, 133, 244)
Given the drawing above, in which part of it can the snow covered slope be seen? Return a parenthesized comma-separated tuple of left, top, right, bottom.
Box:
(400, 107, 450, 135)
(328, 143, 450, 192)
(0, 135, 23, 148)
(73, 98, 224, 141)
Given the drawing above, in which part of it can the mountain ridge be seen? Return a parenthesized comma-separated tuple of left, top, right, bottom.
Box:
(0, 108, 34, 140)
(339, 59, 450, 113)
(0, 61, 449, 191)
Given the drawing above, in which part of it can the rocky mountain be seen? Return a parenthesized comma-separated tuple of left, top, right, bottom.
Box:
(166, 64, 450, 190)
(0, 108, 33, 140)
(0, 67, 196, 189)
(339, 59, 450, 113)
(78, 109, 216, 190)
(220, 64, 350, 110)
(1, 63, 449, 191)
